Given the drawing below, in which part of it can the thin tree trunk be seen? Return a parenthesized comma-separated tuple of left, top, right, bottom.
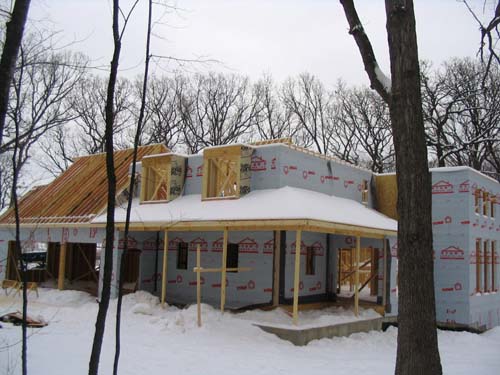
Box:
(11, 103, 27, 375)
(0, 0, 31, 148)
(385, 1, 442, 374)
(113, 0, 153, 373)
(88, 1, 121, 374)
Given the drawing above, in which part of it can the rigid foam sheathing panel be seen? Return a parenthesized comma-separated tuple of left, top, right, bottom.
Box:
(277, 146, 374, 206)
(135, 230, 274, 309)
(183, 154, 203, 196)
(431, 168, 500, 328)
(284, 231, 328, 299)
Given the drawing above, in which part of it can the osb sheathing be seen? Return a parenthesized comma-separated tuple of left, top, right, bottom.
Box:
(0, 144, 168, 225)
(239, 146, 253, 197)
(374, 174, 398, 220)
(169, 155, 187, 201)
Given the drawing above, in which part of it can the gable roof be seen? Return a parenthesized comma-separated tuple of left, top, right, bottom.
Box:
(0, 144, 168, 226)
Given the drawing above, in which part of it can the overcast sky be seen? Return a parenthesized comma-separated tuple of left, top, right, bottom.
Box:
(26, 0, 488, 87)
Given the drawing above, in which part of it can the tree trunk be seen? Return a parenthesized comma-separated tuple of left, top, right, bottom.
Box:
(88, 1, 121, 374)
(0, 0, 31, 148)
(384, 1, 442, 374)
(340, 1, 442, 373)
(113, 0, 153, 373)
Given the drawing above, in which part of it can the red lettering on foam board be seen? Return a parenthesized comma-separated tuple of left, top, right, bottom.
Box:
(251, 155, 267, 171)
(440, 246, 465, 261)
(459, 180, 470, 193)
(186, 166, 193, 178)
(263, 239, 274, 254)
(196, 165, 203, 177)
(263, 288, 272, 293)
(238, 237, 259, 254)
(432, 180, 454, 194)
(271, 158, 276, 170)
(460, 220, 470, 225)
(189, 237, 208, 252)
(433, 221, 444, 225)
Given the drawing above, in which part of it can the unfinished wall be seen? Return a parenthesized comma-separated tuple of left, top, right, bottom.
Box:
(462, 169, 500, 329)
(283, 231, 328, 300)
(133, 230, 275, 309)
(276, 146, 374, 205)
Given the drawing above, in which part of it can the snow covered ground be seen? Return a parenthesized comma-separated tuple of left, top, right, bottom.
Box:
(1, 289, 499, 375)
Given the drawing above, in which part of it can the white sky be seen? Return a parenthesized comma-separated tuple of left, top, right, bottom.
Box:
(27, 0, 487, 87)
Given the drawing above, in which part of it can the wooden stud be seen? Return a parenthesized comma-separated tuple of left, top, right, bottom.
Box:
(292, 229, 302, 325)
(58, 242, 67, 290)
(161, 230, 168, 305)
(382, 238, 387, 313)
(272, 231, 281, 307)
(196, 244, 201, 327)
(220, 228, 228, 312)
(354, 235, 361, 317)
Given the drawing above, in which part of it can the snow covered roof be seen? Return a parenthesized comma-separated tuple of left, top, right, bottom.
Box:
(92, 186, 397, 234)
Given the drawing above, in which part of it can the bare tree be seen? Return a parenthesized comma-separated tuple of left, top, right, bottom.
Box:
(0, 0, 30, 151)
(138, 74, 184, 149)
(88, 0, 139, 373)
(252, 76, 295, 141)
(442, 58, 500, 171)
(0, 32, 86, 210)
(462, 0, 500, 73)
(179, 72, 262, 153)
(334, 83, 394, 172)
(282, 73, 336, 154)
(69, 75, 133, 155)
(340, 1, 442, 374)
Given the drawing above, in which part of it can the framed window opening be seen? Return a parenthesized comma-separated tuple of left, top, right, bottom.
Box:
(484, 240, 489, 292)
(483, 191, 489, 216)
(474, 189, 482, 215)
(306, 246, 315, 275)
(141, 154, 172, 202)
(492, 241, 497, 292)
(226, 243, 239, 272)
(177, 242, 188, 270)
(361, 179, 369, 205)
(476, 238, 482, 293)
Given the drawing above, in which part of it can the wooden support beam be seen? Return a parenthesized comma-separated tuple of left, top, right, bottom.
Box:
(272, 231, 281, 307)
(292, 229, 302, 325)
(161, 230, 168, 305)
(220, 228, 228, 313)
(58, 242, 67, 290)
(196, 244, 201, 327)
(354, 235, 361, 317)
(382, 238, 387, 313)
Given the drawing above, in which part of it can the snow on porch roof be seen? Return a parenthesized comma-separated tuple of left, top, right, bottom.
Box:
(93, 186, 397, 235)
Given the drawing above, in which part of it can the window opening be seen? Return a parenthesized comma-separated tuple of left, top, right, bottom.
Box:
(226, 243, 239, 272)
(306, 246, 315, 275)
(177, 242, 188, 270)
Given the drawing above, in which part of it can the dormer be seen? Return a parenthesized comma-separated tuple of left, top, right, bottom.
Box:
(140, 153, 187, 203)
(202, 144, 253, 200)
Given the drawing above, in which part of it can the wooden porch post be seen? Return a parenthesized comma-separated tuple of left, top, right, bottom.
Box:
(272, 230, 281, 307)
(196, 244, 202, 327)
(382, 238, 387, 313)
(58, 242, 67, 290)
(354, 235, 361, 317)
(161, 230, 168, 305)
(220, 228, 228, 312)
(292, 229, 302, 325)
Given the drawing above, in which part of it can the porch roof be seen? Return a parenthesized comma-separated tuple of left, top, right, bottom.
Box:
(93, 186, 397, 237)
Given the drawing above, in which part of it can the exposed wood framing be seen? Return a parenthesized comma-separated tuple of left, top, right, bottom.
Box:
(220, 228, 228, 312)
(196, 244, 201, 327)
(292, 229, 302, 325)
(272, 231, 281, 307)
(58, 242, 67, 290)
(382, 238, 387, 312)
(354, 235, 361, 317)
(161, 230, 168, 305)
(140, 154, 172, 202)
(118, 219, 396, 239)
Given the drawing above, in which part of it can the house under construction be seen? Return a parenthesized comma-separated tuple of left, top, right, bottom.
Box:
(0, 139, 498, 330)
